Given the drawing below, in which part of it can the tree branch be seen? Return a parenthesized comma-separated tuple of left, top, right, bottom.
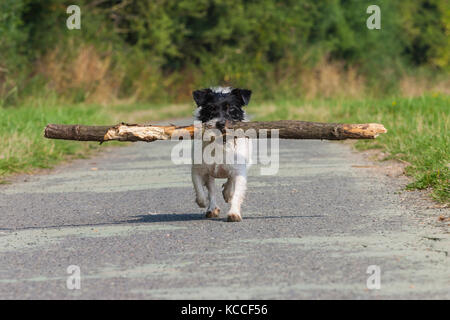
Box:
(44, 121, 387, 143)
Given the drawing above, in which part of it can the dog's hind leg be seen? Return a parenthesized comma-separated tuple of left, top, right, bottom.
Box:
(222, 178, 234, 203)
(205, 176, 220, 218)
(192, 170, 207, 208)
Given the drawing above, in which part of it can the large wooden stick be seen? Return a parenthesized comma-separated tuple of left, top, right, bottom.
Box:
(44, 121, 387, 142)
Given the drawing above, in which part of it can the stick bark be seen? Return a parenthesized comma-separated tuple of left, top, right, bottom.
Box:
(44, 121, 387, 142)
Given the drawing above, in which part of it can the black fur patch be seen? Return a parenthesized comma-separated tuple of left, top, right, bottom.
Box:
(193, 88, 252, 128)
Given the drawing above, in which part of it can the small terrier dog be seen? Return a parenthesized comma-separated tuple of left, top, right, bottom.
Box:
(191, 87, 252, 222)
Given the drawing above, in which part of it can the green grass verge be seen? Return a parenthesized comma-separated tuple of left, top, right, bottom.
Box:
(0, 102, 193, 183)
(248, 94, 449, 203)
(0, 104, 111, 181)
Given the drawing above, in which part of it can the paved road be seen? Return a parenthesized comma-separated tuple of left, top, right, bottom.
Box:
(0, 121, 449, 299)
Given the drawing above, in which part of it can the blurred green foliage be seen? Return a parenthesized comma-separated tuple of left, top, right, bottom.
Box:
(0, 0, 448, 105)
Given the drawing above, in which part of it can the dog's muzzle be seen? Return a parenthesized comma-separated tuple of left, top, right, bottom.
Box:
(216, 120, 226, 132)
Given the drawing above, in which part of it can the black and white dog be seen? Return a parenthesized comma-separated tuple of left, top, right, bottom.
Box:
(191, 87, 252, 222)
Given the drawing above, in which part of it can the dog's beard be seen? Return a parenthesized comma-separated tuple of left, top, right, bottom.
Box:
(204, 118, 221, 128)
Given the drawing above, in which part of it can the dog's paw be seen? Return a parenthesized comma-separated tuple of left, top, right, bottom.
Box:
(205, 207, 220, 218)
(226, 213, 242, 222)
(195, 197, 207, 208)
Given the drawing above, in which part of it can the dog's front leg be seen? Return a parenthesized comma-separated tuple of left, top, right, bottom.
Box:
(192, 169, 207, 208)
(205, 176, 220, 218)
(227, 174, 247, 222)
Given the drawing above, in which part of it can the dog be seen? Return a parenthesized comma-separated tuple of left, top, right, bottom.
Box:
(191, 87, 252, 222)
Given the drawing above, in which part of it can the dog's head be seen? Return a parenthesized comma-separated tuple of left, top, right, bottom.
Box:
(193, 87, 252, 131)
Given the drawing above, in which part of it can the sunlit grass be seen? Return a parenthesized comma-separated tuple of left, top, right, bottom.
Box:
(248, 94, 449, 203)
(0, 102, 193, 182)
(0, 104, 110, 180)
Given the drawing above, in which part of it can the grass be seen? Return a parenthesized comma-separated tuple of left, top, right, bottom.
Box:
(248, 94, 449, 203)
(0, 102, 193, 182)
(0, 103, 110, 181)
(1, 95, 448, 203)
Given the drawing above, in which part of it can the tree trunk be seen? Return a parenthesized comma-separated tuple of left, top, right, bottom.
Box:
(44, 121, 387, 142)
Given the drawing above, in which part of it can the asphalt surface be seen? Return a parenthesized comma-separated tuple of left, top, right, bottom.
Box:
(0, 120, 449, 299)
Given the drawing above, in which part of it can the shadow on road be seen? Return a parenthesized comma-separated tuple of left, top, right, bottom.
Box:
(126, 213, 205, 223)
(127, 213, 325, 223)
(0, 213, 325, 231)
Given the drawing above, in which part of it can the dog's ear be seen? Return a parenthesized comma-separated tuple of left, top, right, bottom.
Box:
(231, 88, 252, 106)
(193, 89, 212, 106)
